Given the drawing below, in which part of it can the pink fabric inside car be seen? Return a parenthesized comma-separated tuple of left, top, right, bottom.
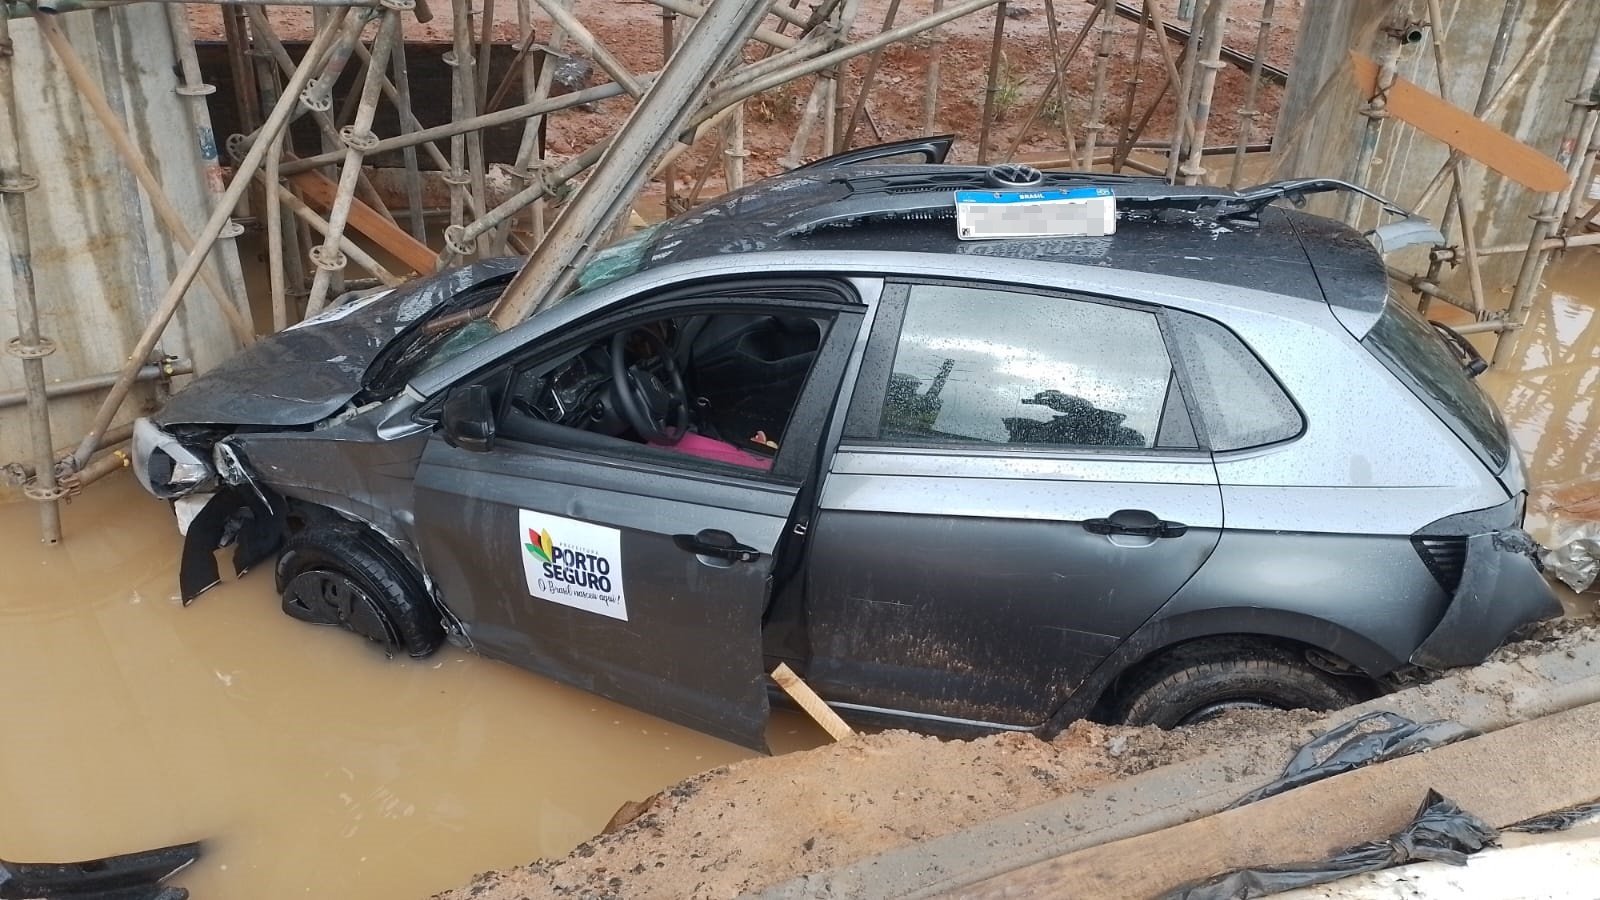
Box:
(650, 431, 773, 471)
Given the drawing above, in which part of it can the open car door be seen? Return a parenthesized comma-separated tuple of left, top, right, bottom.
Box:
(796, 134, 955, 170)
(409, 281, 868, 750)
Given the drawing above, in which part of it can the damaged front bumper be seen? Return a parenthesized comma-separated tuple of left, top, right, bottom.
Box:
(1410, 527, 1562, 670)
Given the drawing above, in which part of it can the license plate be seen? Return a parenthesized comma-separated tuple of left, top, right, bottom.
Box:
(954, 187, 1116, 240)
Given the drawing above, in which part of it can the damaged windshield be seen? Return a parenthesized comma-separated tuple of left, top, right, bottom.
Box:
(365, 225, 666, 397)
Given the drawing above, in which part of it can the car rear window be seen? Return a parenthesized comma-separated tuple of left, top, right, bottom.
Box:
(871, 284, 1179, 450)
(1361, 295, 1510, 472)
(1166, 311, 1303, 451)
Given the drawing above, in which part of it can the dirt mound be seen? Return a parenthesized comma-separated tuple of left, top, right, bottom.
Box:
(435, 708, 1322, 900)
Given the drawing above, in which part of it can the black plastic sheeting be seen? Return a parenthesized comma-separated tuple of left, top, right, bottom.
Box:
(1508, 799, 1600, 834)
(0, 841, 199, 900)
(1163, 790, 1498, 900)
(1229, 711, 1475, 809)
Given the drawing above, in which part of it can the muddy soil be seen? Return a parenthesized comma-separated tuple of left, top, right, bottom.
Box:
(436, 709, 1324, 900)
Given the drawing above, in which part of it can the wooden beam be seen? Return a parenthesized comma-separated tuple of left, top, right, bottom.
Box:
(286, 169, 437, 277)
(947, 700, 1600, 899)
(772, 663, 853, 742)
(1350, 51, 1569, 193)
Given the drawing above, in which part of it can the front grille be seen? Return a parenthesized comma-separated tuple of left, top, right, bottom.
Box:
(1412, 536, 1468, 592)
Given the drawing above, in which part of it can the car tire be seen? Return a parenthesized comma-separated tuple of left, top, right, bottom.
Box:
(275, 524, 444, 659)
(1113, 643, 1362, 729)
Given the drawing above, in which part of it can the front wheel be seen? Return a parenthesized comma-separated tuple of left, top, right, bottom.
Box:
(1113, 644, 1363, 729)
(275, 523, 444, 659)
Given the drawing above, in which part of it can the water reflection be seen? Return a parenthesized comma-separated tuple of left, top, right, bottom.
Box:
(0, 476, 825, 899)
(1479, 254, 1600, 541)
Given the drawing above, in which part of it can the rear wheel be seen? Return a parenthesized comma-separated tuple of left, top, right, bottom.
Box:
(1113, 642, 1363, 729)
(275, 523, 443, 659)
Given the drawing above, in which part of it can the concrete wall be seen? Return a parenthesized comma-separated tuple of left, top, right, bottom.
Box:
(0, 6, 247, 487)
(1274, 0, 1600, 288)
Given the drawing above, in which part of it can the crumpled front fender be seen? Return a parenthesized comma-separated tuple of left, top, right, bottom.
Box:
(1410, 528, 1562, 670)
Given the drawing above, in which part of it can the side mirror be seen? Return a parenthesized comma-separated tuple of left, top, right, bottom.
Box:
(441, 384, 495, 452)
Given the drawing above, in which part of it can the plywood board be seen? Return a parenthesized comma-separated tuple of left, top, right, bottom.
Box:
(1350, 51, 1568, 193)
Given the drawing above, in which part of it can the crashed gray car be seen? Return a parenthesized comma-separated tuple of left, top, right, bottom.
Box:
(131, 150, 1559, 749)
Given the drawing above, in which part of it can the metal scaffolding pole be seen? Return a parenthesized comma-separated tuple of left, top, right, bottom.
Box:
(0, 12, 62, 541)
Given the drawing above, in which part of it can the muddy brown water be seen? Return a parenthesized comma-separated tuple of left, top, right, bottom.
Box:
(0, 476, 826, 898)
(2, 255, 1597, 898)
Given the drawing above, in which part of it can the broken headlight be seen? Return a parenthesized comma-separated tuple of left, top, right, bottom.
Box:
(132, 417, 216, 499)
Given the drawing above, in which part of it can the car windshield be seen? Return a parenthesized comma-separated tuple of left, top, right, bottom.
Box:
(370, 224, 665, 394)
(1361, 294, 1510, 472)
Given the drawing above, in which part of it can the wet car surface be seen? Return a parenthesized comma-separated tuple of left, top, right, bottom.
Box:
(131, 156, 1560, 748)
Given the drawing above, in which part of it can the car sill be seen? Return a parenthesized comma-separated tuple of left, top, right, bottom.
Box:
(822, 700, 1036, 732)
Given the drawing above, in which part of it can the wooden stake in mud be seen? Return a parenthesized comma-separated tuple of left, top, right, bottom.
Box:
(771, 664, 853, 742)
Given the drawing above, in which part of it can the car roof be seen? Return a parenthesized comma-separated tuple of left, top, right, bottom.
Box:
(636, 165, 1388, 313)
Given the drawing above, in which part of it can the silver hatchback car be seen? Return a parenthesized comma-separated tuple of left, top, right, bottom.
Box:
(132, 150, 1558, 749)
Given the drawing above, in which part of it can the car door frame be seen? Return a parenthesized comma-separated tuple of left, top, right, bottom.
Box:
(796, 276, 1228, 731)
(407, 274, 878, 749)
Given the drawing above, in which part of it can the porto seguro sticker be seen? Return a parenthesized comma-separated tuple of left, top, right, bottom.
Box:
(518, 510, 629, 621)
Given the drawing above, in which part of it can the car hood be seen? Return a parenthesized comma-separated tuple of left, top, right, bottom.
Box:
(156, 259, 521, 427)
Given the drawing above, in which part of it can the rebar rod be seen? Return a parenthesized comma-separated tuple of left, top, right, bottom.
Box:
(1081, 0, 1117, 168)
(221, 5, 261, 134)
(1228, 0, 1272, 187)
(1495, 20, 1600, 366)
(35, 15, 256, 345)
(305, 7, 401, 317)
(660, 4, 678, 212)
(0, 11, 61, 541)
(976, 2, 1008, 165)
(1178, 0, 1228, 185)
(71, 8, 351, 471)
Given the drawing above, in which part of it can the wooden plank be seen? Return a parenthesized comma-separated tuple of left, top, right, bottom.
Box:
(771, 663, 854, 742)
(1350, 51, 1568, 193)
(945, 700, 1600, 899)
(287, 169, 437, 276)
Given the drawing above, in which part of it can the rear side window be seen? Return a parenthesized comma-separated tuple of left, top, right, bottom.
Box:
(867, 284, 1184, 450)
(1362, 295, 1510, 472)
(1166, 311, 1302, 451)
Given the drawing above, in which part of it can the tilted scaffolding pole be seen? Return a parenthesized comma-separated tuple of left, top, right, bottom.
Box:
(0, 11, 62, 541)
(69, 8, 352, 471)
(489, 0, 776, 327)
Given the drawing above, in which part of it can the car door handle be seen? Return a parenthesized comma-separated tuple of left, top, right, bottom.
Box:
(673, 529, 762, 563)
(1083, 509, 1189, 539)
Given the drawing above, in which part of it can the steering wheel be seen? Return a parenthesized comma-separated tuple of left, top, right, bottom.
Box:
(609, 326, 691, 444)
